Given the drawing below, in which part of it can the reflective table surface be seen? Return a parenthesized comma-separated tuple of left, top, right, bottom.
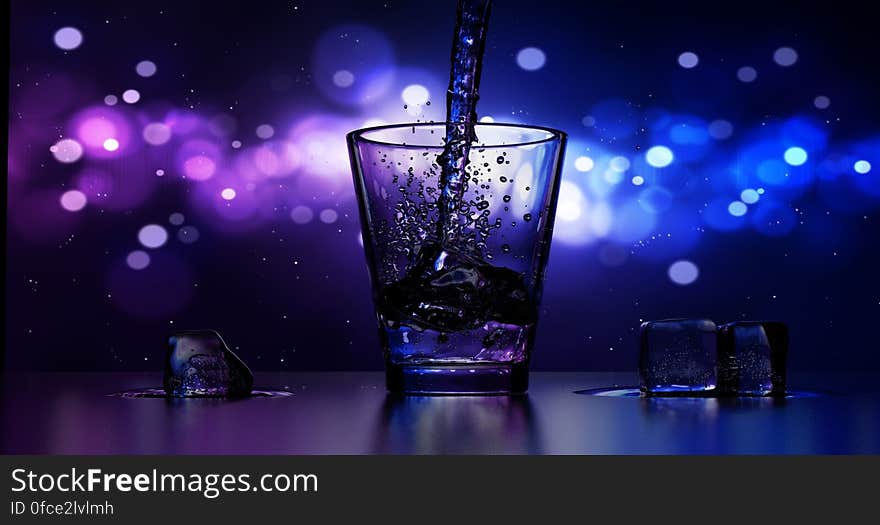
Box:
(2, 372, 879, 454)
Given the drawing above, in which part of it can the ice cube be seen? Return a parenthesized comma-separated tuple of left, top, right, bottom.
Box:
(163, 330, 253, 397)
(639, 319, 718, 395)
(718, 321, 788, 396)
(380, 242, 533, 332)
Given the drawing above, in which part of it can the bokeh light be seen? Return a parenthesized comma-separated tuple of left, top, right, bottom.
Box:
(59, 190, 87, 212)
(333, 70, 355, 87)
(71, 106, 133, 158)
(708, 119, 734, 140)
(784, 146, 808, 166)
(668, 260, 699, 285)
(138, 224, 169, 248)
(122, 89, 140, 104)
(677, 51, 699, 69)
(102, 138, 119, 151)
(221, 188, 237, 200)
(741, 189, 760, 204)
(319, 209, 339, 224)
(135, 60, 157, 77)
(736, 66, 757, 83)
(290, 206, 314, 224)
(103, 94, 118, 106)
(142, 122, 171, 145)
(645, 145, 674, 168)
(574, 156, 594, 172)
(183, 156, 216, 180)
(169, 212, 185, 226)
(773, 46, 798, 67)
(53, 27, 83, 50)
(256, 124, 275, 139)
(728, 200, 748, 217)
(516, 47, 546, 71)
(50, 138, 84, 163)
(813, 95, 831, 109)
(610, 156, 631, 172)
(854, 160, 871, 174)
(401, 84, 430, 106)
(177, 226, 200, 244)
(126, 250, 151, 270)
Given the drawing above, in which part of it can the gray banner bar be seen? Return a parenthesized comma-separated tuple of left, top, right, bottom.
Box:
(2, 456, 876, 523)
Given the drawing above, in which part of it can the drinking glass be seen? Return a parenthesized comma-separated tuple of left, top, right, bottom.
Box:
(348, 122, 566, 394)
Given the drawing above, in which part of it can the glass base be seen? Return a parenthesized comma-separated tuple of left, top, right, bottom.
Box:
(385, 362, 528, 395)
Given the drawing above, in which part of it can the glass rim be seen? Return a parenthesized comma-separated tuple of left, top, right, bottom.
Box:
(347, 121, 567, 149)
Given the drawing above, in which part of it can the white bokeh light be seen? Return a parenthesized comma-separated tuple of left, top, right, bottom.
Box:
(556, 180, 584, 222)
(645, 146, 674, 168)
(53, 27, 83, 50)
(784, 146, 808, 166)
(103, 94, 118, 106)
(574, 156, 594, 172)
(479, 115, 495, 123)
(773, 47, 798, 67)
(677, 51, 699, 69)
(516, 47, 546, 71)
(136, 60, 157, 77)
(138, 224, 169, 249)
(319, 209, 338, 224)
(59, 190, 87, 212)
(50, 138, 83, 163)
(631, 175, 645, 186)
(102, 138, 120, 152)
(221, 188, 237, 200)
(122, 89, 141, 104)
(668, 260, 699, 285)
(401, 84, 430, 107)
(854, 160, 872, 174)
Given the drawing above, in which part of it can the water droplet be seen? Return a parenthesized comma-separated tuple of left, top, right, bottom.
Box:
(523, 213, 532, 222)
(496, 156, 505, 164)
(502, 195, 511, 202)
(501, 244, 511, 253)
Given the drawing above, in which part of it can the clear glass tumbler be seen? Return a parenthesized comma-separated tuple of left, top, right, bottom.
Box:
(348, 123, 566, 394)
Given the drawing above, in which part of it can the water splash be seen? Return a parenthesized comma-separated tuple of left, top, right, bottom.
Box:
(436, 0, 492, 244)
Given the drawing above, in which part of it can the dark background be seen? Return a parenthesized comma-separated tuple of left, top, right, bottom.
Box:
(6, 0, 880, 371)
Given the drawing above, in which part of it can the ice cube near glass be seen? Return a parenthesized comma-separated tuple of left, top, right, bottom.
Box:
(639, 319, 718, 395)
(718, 321, 788, 396)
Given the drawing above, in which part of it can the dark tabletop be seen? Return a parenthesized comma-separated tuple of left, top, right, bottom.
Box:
(2, 372, 879, 454)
